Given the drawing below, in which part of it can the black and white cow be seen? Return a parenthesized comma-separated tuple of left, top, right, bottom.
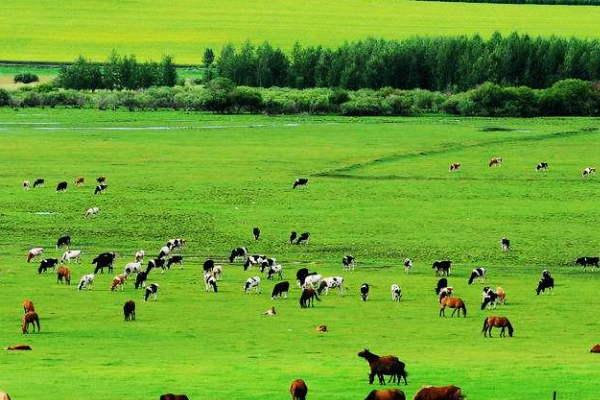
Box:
(317, 276, 344, 296)
(23, 180, 30, 190)
(289, 231, 297, 244)
(293, 178, 309, 189)
(481, 286, 498, 310)
(243, 254, 266, 271)
(205, 273, 218, 292)
(468, 267, 486, 285)
(92, 252, 116, 274)
(536, 162, 548, 171)
(342, 255, 355, 271)
(243, 276, 261, 294)
(536, 270, 554, 295)
(123, 262, 142, 276)
(259, 258, 277, 273)
(166, 238, 186, 251)
(582, 166, 596, 177)
(203, 259, 216, 274)
(167, 255, 184, 270)
(157, 245, 171, 259)
(38, 258, 59, 274)
(438, 286, 454, 303)
(266, 264, 283, 280)
(360, 283, 370, 301)
(56, 235, 71, 250)
(33, 178, 45, 188)
(94, 183, 108, 195)
(229, 247, 248, 263)
(271, 281, 290, 300)
(56, 181, 68, 192)
(501, 238, 510, 251)
(435, 278, 448, 295)
(253, 227, 261, 241)
(575, 256, 599, 270)
(77, 273, 95, 291)
(391, 284, 402, 302)
(404, 258, 413, 273)
(134, 270, 149, 289)
(432, 260, 452, 276)
(295, 232, 310, 245)
(147, 258, 166, 274)
(144, 283, 160, 301)
(84, 207, 100, 218)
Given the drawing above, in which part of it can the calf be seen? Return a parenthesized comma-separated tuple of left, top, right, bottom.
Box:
(23, 180, 30, 190)
(496, 286, 506, 305)
(167, 255, 184, 270)
(27, 247, 44, 263)
(56, 235, 71, 250)
(295, 232, 310, 245)
(74, 177, 85, 186)
(403, 257, 413, 274)
(110, 273, 127, 291)
(243, 276, 261, 294)
(501, 238, 510, 251)
(391, 284, 402, 302)
(229, 246, 248, 263)
(360, 283, 370, 301)
(253, 227, 261, 240)
(123, 300, 136, 321)
(468, 267, 486, 285)
(56, 181, 68, 192)
(94, 183, 108, 194)
(575, 256, 599, 270)
(33, 178, 45, 188)
(489, 157, 502, 167)
(84, 207, 100, 218)
(271, 280, 290, 300)
(38, 258, 59, 274)
(293, 178, 309, 189)
(449, 162, 461, 171)
(582, 166, 596, 177)
(56, 266, 71, 285)
(432, 260, 451, 276)
(144, 283, 160, 301)
(342, 254, 355, 271)
(536, 162, 548, 171)
(78, 273, 95, 291)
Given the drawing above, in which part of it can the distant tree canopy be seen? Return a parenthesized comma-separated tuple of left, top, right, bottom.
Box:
(214, 32, 600, 92)
(417, 0, 600, 5)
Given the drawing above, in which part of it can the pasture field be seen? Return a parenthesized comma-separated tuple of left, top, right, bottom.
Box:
(1, 0, 600, 63)
(0, 110, 599, 400)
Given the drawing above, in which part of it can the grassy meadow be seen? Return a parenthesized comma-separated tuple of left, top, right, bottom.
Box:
(0, 110, 599, 399)
(1, 0, 600, 63)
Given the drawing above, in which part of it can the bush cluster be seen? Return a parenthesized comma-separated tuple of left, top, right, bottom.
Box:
(13, 71, 39, 84)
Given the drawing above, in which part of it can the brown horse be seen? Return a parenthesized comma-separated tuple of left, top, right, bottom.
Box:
(5, 344, 32, 351)
(57, 266, 71, 285)
(22, 299, 35, 313)
(299, 287, 320, 308)
(412, 385, 464, 400)
(159, 395, 189, 400)
(358, 349, 408, 386)
(439, 297, 466, 317)
(365, 389, 406, 400)
(290, 378, 308, 400)
(22, 311, 40, 334)
(482, 316, 514, 337)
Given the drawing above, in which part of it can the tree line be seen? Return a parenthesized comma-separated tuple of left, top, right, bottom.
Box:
(417, 0, 600, 5)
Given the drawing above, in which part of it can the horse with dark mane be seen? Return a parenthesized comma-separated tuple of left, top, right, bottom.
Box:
(412, 385, 464, 400)
(482, 316, 514, 337)
(299, 287, 320, 308)
(358, 349, 408, 386)
(290, 378, 308, 400)
(364, 389, 406, 400)
(439, 297, 466, 317)
(22, 311, 40, 334)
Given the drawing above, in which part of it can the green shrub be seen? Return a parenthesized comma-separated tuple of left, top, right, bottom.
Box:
(14, 71, 39, 84)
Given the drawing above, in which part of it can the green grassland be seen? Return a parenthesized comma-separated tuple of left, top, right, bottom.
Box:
(0, 110, 599, 399)
(1, 0, 600, 63)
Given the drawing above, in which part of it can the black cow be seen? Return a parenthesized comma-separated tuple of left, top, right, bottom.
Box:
(293, 178, 309, 189)
(435, 278, 448, 295)
(94, 183, 108, 195)
(253, 227, 261, 241)
(33, 178, 45, 188)
(92, 252, 116, 274)
(501, 238, 510, 251)
(38, 258, 59, 274)
(360, 283, 370, 301)
(432, 260, 452, 276)
(56, 181, 67, 192)
(536, 162, 548, 171)
(167, 255, 184, 269)
(123, 300, 136, 321)
(295, 232, 310, 245)
(56, 235, 71, 250)
(271, 281, 290, 300)
(536, 271, 554, 295)
(229, 247, 248, 263)
(575, 256, 599, 269)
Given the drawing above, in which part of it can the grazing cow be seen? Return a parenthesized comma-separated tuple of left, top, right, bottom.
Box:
(123, 262, 142, 276)
(364, 389, 406, 400)
(205, 273, 218, 292)
(56, 266, 71, 285)
(293, 178, 309, 189)
(56, 181, 68, 192)
(536, 270, 554, 295)
(259, 258, 277, 273)
(5, 344, 32, 351)
(123, 300, 135, 321)
(481, 286, 498, 310)
(212, 265, 223, 281)
(438, 287, 453, 303)
(38, 258, 59, 274)
(22, 299, 35, 313)
(243, 276, 261, 294)
(448, 162, 461, 172)
(135, 249, 145, 262)
(160, 395, 189, 400)
(500, 238, 510, 252)
(290, 378, 308, 400)
(403, 258, 413, 274)
(22, 311, 40, 334)
(391, 284, 402, 302)
(229, 247, 248, 263)
(96, 176, 106, 184)
(78, 273, 95, 291)
(536, 162, 548, 172)
(157, 245, 171, 259)
(343, 254, 355, 271)
(412, 385, 464, 400)
(582, 166, 596, 177)
(144, 283, 160, 301)
(295, 232, 310, 245)
(271, 281, 290, 300)
(263, 306, 276, 316)
(92, 252, 116, 274)
(110, 273, 127, 291)
(56, 235, 71, 250)
(27, 247, 44, 263)
(33, 178, 45, 188)
(253, 227, 261, 240)
(84, 207, 100, 218)
(435, 278, 448, 295)
(266, 264, 283, 280)
(432, 260, 451, 276)
(289, 231, 298, 244)
(496, 286, 506, 305)
(203, 258, 216, 274)
(243, 254, 266, 271)
(166, 238, 186, 251)
(134, 270, 149, 289)
(23, 180, 30, 190)
(299, 287, 320, 308)
(590, 344, 600, 353)
(489, 157, 502, 167)
(317, 276, 344, 296)
(360, 283, 370, 301)
(302, 274, 321, 289)
(74, 177, 85, 186)
(575, 256, 599, 270)
(94, 183, 108, 194)
(147, 258, 166, 274)
(166, 255, 184, 270)
(468, 267, 486, 285)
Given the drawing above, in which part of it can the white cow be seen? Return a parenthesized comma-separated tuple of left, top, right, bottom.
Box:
(78, 273, 95, 291)
(391, 284, 402, 302)
(243, 276, 261, 294)
(135, 249, 145, 262)
(301, 274, 321, 289)
(317, 276, 344, 296)
(61, 250, 82, 264)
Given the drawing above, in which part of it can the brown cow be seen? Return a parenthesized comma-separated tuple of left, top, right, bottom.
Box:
(22, 311, 40, 334)
(412, 385, 464, 400)
(110, 273, 127, 291)
(57, 266, 71, 285)
(22, 299, 35, 314)
(590, 344, 600, 353)
(123, 300, 136, 322)
(74, 177, 85, 186)
(489, 157, 502, 167)
(290, 379, 308, 400)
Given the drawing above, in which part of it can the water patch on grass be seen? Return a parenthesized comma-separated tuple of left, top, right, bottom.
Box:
(481, 127, 514, 132)
(33, 211, 60, 215)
